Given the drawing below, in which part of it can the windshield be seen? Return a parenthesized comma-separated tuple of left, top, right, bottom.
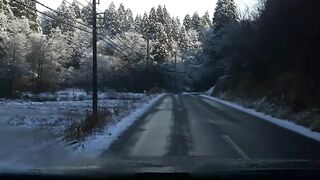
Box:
(1, 0, 320, 176)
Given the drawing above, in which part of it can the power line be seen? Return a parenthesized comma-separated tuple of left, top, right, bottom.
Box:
(77, 0, 145, 59)
(14, 0, 132, 58)
(60, 0, 143, 59)
(82, 0, 104, 14)
(31, 0, 93, 31)
(31, 0, 135, 57)
(16, 0, 148, 63)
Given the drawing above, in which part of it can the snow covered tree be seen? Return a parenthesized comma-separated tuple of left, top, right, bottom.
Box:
(152, 22, 170, 63)
(134, 14, 143, 33)
(9, 0, 40, 32)
(213, 0, 237, 30)
(2, 17, 31, 97)
(104, 2, 120, 36)
(26, 34, 55, 96)
(148, 7, 157, 39)
(117, 3, 126, 33)
(162, 6, 173, 43)
(124, 9, 134, 32)
(40, 11, 54, 36)
(183, 14, 192, 31)
(0, 2, 11, 64)
(141, 12, 149, 38)
(156, 5, 164, 24)
(178, 26, 188, 52)
(67, 28, 91, 69)
(47, 28, 73, 87)
(191, 12, 202, 32)
(55, 1, 77, 33)
(9, 0, 27, 18)
(112, 31, 146, 70)
(81, 4, 92, 25)
(203, 11, 212, 26)
(171, 17, 181, 42)
(24, 0, 39, 32)
(0, 0, 11, 14)
(70, 1, 81, 19)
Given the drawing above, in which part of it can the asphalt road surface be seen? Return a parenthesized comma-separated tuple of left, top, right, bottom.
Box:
(104, 94, 320, 160)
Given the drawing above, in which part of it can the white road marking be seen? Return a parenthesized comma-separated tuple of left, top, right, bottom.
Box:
(222, 135, 251, 160)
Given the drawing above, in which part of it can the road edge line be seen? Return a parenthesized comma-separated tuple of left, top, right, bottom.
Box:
(222, 135, 251, 160)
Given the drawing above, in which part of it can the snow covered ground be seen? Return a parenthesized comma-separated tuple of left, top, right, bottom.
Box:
(20, 89, 145, 101)
(0, 90, 146, 136)
(200, 95, 320, 142)
(0, 91, 162, 172)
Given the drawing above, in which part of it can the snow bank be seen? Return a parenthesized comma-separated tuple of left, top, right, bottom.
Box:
(74, 94, 166, 158)
(200, 95, 320, 142)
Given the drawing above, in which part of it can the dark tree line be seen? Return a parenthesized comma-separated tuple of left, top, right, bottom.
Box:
(192, 0, 320, 111)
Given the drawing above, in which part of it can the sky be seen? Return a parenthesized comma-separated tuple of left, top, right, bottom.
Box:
(37, 0, 257, 19)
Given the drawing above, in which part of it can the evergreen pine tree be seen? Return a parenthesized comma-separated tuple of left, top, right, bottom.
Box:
(203, 11, 212, 26)
(81, 4, 92, 25)
(183, 14, 192, 31)
(178, 26, 188, 52)
(141, 12, 149, 38)
(213, 0, 237, 30)
(152, 22, 170, 63)
(104, 2, 120, 36)
(191, 12, 201, 32)
(9, 0, 40, 32)
(56, 1, 77, 33)
(70, 1, 81, 19)
(118, 3, 126, 33)
(124, 9, 134, 32)
(156, 5, 164, 24)
(148, 7, 157, 39)
(134, 14, 143, 33)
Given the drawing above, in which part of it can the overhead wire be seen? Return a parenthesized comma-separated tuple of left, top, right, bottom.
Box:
(19, 0, 182, 75)
(32, 0, 134, 57)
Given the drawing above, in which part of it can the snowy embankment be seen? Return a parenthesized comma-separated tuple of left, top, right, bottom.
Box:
(200, 95, 320, 142)
(73, 93, 166, 158)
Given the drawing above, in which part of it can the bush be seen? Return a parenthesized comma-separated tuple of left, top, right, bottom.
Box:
(64, 108, 113, 141)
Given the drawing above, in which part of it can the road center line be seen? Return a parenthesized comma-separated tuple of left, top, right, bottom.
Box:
(222, 135, 251, 160)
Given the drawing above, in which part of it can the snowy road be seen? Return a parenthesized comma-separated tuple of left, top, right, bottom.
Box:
(105, 94, 320, 160)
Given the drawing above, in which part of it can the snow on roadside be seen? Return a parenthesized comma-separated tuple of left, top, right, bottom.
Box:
(73, 94, 166, 158)
(0, 99, 142, 136)
(200, 95, 320, 142)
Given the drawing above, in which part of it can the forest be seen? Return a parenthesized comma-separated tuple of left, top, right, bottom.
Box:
(194, 0, 320, 114)
(1, 0, 320, 114)
(0, 0, 211, 97)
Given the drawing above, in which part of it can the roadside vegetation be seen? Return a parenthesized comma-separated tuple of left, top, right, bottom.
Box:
(191, 0, 320, 131)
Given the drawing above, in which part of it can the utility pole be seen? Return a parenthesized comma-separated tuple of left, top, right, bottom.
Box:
(92, 0, 98, 119)
(174, 51, 177, 93)
(146, 35, 150, 71)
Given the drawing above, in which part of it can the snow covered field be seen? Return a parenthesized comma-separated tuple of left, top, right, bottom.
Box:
(0, 90, 146, 136)
(0, 90, 163, 171)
